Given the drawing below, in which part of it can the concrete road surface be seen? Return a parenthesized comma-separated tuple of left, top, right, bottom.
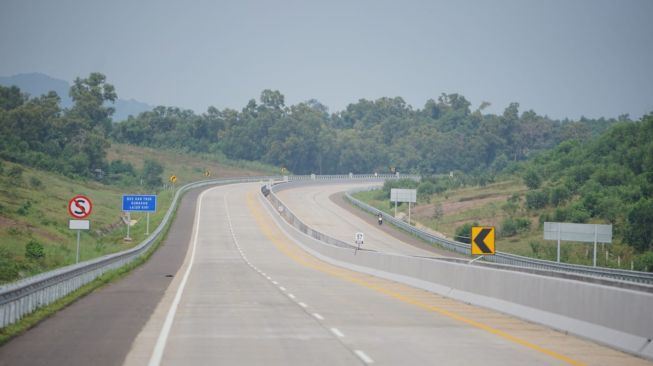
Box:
(126, 182, 651, 366)
(276, 182, 438, 256)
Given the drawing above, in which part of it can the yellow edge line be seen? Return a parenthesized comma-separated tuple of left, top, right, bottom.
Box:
(246, 192, 586, 366)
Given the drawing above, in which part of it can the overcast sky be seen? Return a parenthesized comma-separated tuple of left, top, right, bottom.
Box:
(1, 0, 651, 119)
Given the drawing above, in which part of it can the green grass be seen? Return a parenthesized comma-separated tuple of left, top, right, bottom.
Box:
(353, 179, 640, 269)
(0, 199, 178, 345)
(0, 143, 272, 285)
(107, 143, 279, 185)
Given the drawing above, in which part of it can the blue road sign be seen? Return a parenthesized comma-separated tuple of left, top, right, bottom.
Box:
(122, 195, 157, 212)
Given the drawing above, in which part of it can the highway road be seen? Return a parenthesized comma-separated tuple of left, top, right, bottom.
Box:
(276, 182, 439, 256)
(126, 182, 649, 366)
(1, 181, 650, 365)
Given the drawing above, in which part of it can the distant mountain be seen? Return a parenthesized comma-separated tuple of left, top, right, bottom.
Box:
(0, 72, 153, 121)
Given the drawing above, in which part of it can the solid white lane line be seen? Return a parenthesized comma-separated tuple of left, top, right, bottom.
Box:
(313, 313, 324, 320)
(148, 186, 215, 366)
(355, 350, 374, 364)
(330, 327, 345, 338)
(299, 302, 308, 308)
(288, 294, 296, 299)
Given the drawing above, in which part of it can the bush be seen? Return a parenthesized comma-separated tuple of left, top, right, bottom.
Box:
(500, 217, 531, 237)
(549, 185, 571, 206)
(523, 169, 542, 189)
(454, 221, 479, 244)
(554, 204, 590, 223)
(529, 241, 542, 256)
(382, 178, 419, 198)
(626, 199, 653, 252)
(635, 251, 653, 272)
(432, 203, 444, 221)
(25, 240, 45, 260)
(417, 181, 438, 199)
(525, 190, 548, 209)
(142, 159, 164, 189)
(0, 247, 18, 282)
(16, 200, 32, 216)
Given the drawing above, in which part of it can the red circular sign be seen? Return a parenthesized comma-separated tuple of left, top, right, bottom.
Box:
(68, 195, 93, 219)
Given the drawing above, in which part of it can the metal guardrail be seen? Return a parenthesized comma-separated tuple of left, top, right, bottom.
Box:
(344, 187, 653, 285)
(0, 174, 410, 329)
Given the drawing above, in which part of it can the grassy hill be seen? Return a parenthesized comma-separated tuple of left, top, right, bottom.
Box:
(0, 144, 275, 284)
(354, 178, 645, 270)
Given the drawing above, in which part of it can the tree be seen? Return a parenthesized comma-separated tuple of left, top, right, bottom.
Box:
(68, 72, 117, 134)
(626, 199, 653, 252)
(0, 85, 27, 110)
(142, 160, 164, 189)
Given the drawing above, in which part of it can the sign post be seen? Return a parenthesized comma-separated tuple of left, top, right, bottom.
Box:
(68, 195, 93, 263)
(122, 195, 157, 238)
(544, 222, 612, 266)
(354, 232, 364, 252)
(390, 188, 417, 225)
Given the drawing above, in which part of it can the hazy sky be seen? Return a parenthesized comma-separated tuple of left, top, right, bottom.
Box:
(1, 0, 652, 119)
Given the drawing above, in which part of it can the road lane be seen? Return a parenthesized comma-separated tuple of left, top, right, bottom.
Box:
(276, 182, 439, 256)
(134, 182, 650, 366)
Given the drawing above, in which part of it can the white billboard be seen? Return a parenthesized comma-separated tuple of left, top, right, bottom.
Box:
(390, 188, 416, 203)
(544, 222, 612, 243)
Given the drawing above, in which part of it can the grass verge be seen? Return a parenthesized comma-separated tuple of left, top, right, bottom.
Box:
(0, 185, 182, 346)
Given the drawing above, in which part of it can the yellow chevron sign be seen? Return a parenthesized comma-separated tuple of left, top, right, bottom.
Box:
(471, 226, 495, 255)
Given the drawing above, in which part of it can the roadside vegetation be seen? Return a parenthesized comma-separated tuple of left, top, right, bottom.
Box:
(0, 74, 275, 284)
(354, 114, 653, 271)
(1, 71, 651, 282)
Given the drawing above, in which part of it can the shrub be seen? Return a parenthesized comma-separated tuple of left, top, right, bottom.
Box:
(454, 221, 479, 244)
(432, 203, 444, 221)
(523, 169, 542, 189)
(0, 247, 18, 282)
(549, 185, 571, 206)
(16, 200, 32, 216)
(417, 181, 438, 199)
(500, 217, 531, 237)
(525, 190, 548, 209)
(529, 241, 541, 256)
(25, 240, 45, 260)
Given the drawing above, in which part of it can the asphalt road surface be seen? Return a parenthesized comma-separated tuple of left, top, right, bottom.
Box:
(1, 181, 650, 366)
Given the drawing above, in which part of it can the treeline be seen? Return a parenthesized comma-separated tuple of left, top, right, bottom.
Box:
(0, 73, 115, 177)
(521, 114, 653, 253)
(113, 90, 624, 175)
(0, 73, 164, 187)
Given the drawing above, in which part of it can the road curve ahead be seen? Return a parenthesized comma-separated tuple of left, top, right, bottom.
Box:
(276, 181, 442, 256)
(126, 182, 649, 366)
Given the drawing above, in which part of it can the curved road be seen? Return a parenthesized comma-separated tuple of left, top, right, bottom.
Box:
(1, 181, 649, 366)
(276, 182, 438, 256)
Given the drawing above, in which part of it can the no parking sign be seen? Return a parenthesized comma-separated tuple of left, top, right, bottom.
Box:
(68, 195, 93, 219)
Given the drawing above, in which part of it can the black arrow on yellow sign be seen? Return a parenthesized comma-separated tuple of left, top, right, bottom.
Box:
(471, 226, 495, 255)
